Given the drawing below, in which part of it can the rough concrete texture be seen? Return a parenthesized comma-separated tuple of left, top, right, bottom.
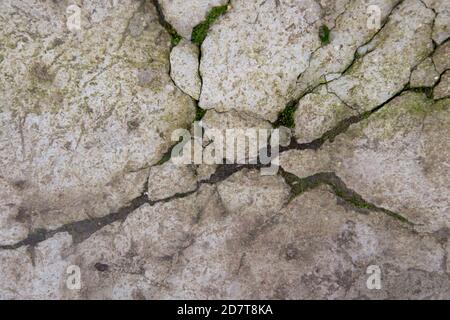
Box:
(170, 39, 201, 99)
(199, 0, 324, 121)
(326, 0, 434, 112)
(159, 0, 229, 39)
(294, 85, 357, 143)
(410, 58, 440, 88)
(423, 0, 450, 44)
(283, 92, 450, 234)
(147, 160, 198, 201)
(0, 0, 195, 241)
(201, 109, 272, 163)
(0, 0, 449, 300)
(433, 70, 450, 99)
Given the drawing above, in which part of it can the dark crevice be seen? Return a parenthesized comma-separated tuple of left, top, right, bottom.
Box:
(272, 100, 297, 128)
(200, 163, 267, 185)
(0, 162, 270, 251)
(191, 2, 230, 46)
(194, 102, 207, 121)
(279, 168, 414, 226)
(2, 84, 435, 251)
(0, 193, 149, 250)
(280, 83, 411, 152)
(150, 0, 187, 97)
(339, 0, 405, 78)
(151, 0, 181, 46)
(191, 2, 231, 111)
(3, 0, 442, 252)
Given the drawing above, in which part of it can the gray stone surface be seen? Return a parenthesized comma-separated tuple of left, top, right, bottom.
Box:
(295, 0, 400, 96)
(294, 85, 357, 144)
(434, 70, 450, 99)
(159, 0, 229, 39)
(2, 183, 448, 299)
(423, 0, 450, 44)
(410, 58, 440, 88)
(200, 109, 272, 163)
(327, 0, 434, 112)
(432, 40, 450, 74)
(170, 39, 201, 100)
(0, 0, 195, 238)
(147, 160, 198, 201)
(284, 92, 450, 234)
(0, 0, 449, 300)
(199, 0, 324, 121)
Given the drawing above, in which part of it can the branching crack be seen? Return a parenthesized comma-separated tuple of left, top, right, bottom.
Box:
(0, 161, 269, 251)
(2, 0, 445, 255)
(279, 168, 414, 227)
(151, 0, 181, 46)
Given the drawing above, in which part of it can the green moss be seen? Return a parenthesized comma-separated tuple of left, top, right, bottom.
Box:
(151, 0, 182, 46)
(284, 172, 324, 200)
(410, 87, 433, 99)
(167, 24, 182, 46)
(319, 25, 331, 45)
(156, 134, 186, 165)
(172, 35, 182, 46)
(281, 170, 413, 225)
(156, 149, 172, 165)
(273, 101, 298, 128)
(195, 106, 207, 121)
(191, 5, 228, 46)
(375, 92, 430, 123)
(0, 54, 4, 63)
(332, 186, 372, 210)
(331, 183, 413, 225)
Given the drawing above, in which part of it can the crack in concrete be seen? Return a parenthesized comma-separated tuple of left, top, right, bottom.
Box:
(0, 162, 268, 251)
(279, 168, 415, 227)
(279, 84, 412, 151)
(296, 0, 405, 90)
(4, 77, 443, 252)
(193, 0, 232, 105)
(59, 80, 447, 246)
(150, 1, 197, 100)
(280, 33, 448, 149)
(1, 0, 445, 255)
(296, 0, 354, 82)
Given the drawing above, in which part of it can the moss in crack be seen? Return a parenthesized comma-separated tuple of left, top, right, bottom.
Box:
(195, 106, 207, 121)
(318, 112, 368, 143)
(155, 133, 188, 165)
(280, 170, 414, 225)
(331, 185, 372, 210)
(156, 149, 172, 165)
(167, 24, 182, 46)
(273, 101, 297, 128)
(410, 87, 434, 99)
(191, 5, 228, 46)
(280, 170, 328, 201)
(329, 177, 413, 225)
(319, 25, 331, 45)
(151, 0, 181, 46)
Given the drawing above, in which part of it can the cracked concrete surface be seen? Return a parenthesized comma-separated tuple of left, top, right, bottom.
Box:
(0, 0, 449, 299)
